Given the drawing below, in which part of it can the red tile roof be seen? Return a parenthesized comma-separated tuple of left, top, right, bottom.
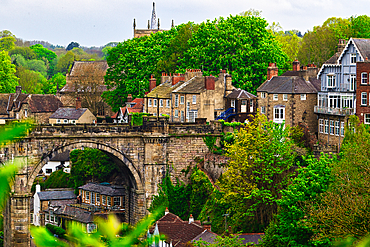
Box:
(111, 98, 144, 118)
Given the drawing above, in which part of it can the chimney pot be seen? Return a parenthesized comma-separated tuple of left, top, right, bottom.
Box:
(16, 86, 22, 95)
(205, 76, 215, 90)
(165, 207, 169, 215)
(149, 76, 156, 92)
(292, 60, 300, 71)
(76, 97, 82, 109)
(127, 94, 133, 103)
(267, 63, 278, 80)
(189, 214, 194, 224)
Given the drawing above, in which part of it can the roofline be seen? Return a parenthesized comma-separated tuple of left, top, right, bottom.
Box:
(317, 63, 340, 79)
(337, 38, 364, 64)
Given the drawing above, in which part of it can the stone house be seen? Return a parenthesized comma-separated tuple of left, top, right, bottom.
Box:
(315, 38, 370, 146)
(1, 86, 62, 124)
(111, 96, 144, 123)
(58, 61, 113, 117)
(49, 99, 96, 124)
(222, 89, 257, 122)
(257, 62, 320, 134)
(356, 60, 370, 124)
(33, 184, 77, 227)
(144, 69, 234, 122)
(41, 150, 70, 176)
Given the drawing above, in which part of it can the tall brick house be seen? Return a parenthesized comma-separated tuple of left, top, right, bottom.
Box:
(257, 62, 320, 134)
(144, 69, 234, 122)
(356, 60, 370, 124)
(315, 38, 370, 147)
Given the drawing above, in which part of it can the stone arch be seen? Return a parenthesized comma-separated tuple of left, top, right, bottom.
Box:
(26, 140, 143, 194)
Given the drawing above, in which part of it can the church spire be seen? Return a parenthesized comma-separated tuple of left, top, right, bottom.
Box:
(150, 2, 157, 30)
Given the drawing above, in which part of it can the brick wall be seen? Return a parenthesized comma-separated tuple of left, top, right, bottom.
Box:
(356, 61, 370, 124)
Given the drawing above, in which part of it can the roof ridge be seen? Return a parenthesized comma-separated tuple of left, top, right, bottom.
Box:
(173, 77, 196, 92)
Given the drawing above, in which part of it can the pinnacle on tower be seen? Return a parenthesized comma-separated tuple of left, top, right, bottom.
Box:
(150, 2, 157, 30)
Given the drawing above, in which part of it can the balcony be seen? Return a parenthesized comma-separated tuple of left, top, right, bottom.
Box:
(314, 106, 355, 116)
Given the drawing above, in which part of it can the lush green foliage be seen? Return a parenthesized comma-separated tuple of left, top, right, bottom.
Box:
(43, 170, 74, 189)
(261, 155, 334, 247)
(0, 50, 18, 93)
(149, 166, 213, 221)
(104, 16, 288, 110)
(131, 112, 150, 126)
(194, 234, 248, 247)
(69, 148, 119, 192)
(45, 224, 66, 238)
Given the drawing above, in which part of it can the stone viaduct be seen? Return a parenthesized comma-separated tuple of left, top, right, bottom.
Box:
(2, 117, 224, 246)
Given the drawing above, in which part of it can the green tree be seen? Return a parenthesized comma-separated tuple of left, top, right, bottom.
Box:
(306, 116, 370, 244)
(180, 15, 289, 94)
(42, 72, 66, 94)
(261, 155, 334, 247)
(9, 47, 37, 60)
(216, 113, 297, 233)
(0, 50, 18, 93)
(273, 30, 302, 64)
(69, 148, 119, 191)
(10, 54, 27, 67)
(0, 36, 16, 51)
(351, 15, 370, 38)
(30, 44, 57, 77)
(194, 234, 247, 247)
(16, 67, 44, 94)
(55, 51, 75, 75)
(25, 59, 47, 77)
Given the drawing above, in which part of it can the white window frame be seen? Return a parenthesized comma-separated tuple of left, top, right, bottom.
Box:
(327, 75, 336, 88)
(175, 95, 179, 107)
(283, 94, 288, 101)
(153, 99, 157, 107)
(324, 120, 329, 134)
(159, 99, 163, 107)
(351, 53, 357, 64)
(192, 95, 197, 104)
(335, 121, 339, 136)
(174, 109, 179, 118)
(350, 74, 356, 91)
(361, 92, 367, 106)
(261, 92, 266, 99)
(231, 100, 235, 108)
(319, 119, 323, 133)
(301, 94, 306, 101)
(273, 94, 278, 101)
(63, 119, 68, 123)
(261, 106, 266, 114)
(273, 107, 285, 124)
(148, 99, 152, 107)
(329, 120, 334, 135)
(180, 111, 184, 122)
(365, 114, 370, 124)
(341, 122, 345, 136)
(361, 72, 368, 84)
(166, 99, 170, 108)
(180, 96, 184, 105)
(57, 119, 61, 123)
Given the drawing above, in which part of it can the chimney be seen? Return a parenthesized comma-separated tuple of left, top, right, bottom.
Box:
(267, 63, 278, 80)
(16, 86, 22, 95)
(165, 207, 169, 215)
(189, 214, 194, 224)
(149, 75, 156, 92)
(292, 60, 300, 71)
(76, 97, 81, 109)
(338, 39, 346, 53)
(172, 73, 185, 85)
(205, 76, 215, 90)
(127, 94, 133, 103)
(35, 183, 41, 193)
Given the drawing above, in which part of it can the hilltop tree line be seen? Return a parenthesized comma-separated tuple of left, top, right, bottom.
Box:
(0, 30, 114, 95)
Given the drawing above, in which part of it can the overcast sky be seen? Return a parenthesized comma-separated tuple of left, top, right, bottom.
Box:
(0, 0, 368, 47)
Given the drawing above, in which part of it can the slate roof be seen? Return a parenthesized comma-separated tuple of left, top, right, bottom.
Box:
(49, 108, 88, 120)
(191, 230, 217, 244)
(257, 76, 320, 94)
(324, 52, 341, 65)
(173, 77, 205, 94)
(352, 38, 370, 60)
(78, 183, 125, 196)
(238, 233, 264, 245)
(151, 212, 213, 247)
(38, 190, 77, 201)
(61, 61, 108, 93)
(54, 205, 94, 224)
(50, 150, 70, 162)
(146, 80, 185, 98)
(226, 89, 257, 99)
(0, 94, 10, 116)
(6, 94, 62, 113)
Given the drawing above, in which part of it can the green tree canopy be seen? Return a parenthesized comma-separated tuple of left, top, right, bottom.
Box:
(16, 67, 44, 94)
(9, 47, 37, 60)
(0, 36, 16, 51)
(55, 51, 75, 75)
(0, 51, 18, 93)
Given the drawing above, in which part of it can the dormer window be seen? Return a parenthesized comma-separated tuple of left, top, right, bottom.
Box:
(351, 53, 357, 64)
(327, 75, 336, 88)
